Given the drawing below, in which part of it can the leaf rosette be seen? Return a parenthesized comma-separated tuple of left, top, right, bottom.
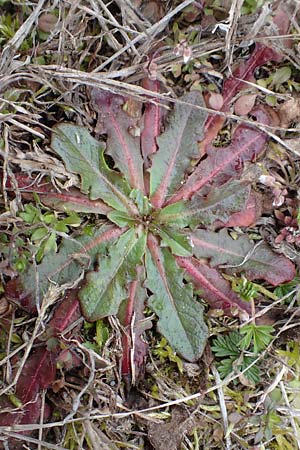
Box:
(5, 83, 296, 379)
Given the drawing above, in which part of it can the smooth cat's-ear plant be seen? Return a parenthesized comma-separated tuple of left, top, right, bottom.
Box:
(6, 80, 295, 383)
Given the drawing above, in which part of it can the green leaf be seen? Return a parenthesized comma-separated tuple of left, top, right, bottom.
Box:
(240, 324, 274, 354)
(130, 188, 151, 215)
(153, 201, 188, 228)
(19, 204, 40, 224)
(211, 332, 241, 358)
(145, 235, 208, 362)
(274, 277, 300, 302)
(271, 66, 292, 86)
(51, 124, 136, 214)
(6, 224, 123, 313)
(217, 355, 260, 384)
(107, 210, 137, 228)
(149, 91, 207, 208)
(212, 332, 261, 384)
(31, 227, 48, 241)
(79, 228, 147, 321)
(157, 226, 193, 256)
(43, 232, 57, 255)
(156, 181, 250, 229)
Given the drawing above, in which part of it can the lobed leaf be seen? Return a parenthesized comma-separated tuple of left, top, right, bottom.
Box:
(91, 89, 145, 192)
(146, 234, 208, 362)
(191, 229, 296, 285)
(80, 228, 147, 321)
(149, 91, 208, 208)
(51, 123, 137, 214)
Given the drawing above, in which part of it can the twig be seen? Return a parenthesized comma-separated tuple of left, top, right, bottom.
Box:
(0, 0, 47, 73)
(280, 381, 300, 450)
(211, 364, 232, 450)
(92, 0, 196, 72)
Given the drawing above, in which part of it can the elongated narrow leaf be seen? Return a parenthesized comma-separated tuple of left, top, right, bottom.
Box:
(176, 256, 252, 316)
(48, 288, 81, 335)
(168, 106, 271, 205)
(51, 123, 137, 214)
(141, 78, 164, 195)
(156, 181, 250, 229)
(141, 78, 163, 167)
(91, 89, 144, 192)
(3, 173, 112, 214)
(146, 234, 208, 362)
(80, 228, 147, 321)
(5, 225, 124, 312)
(119, 266, 151, 385)
(191, 229, 296, 285)
(149, 91, 208, 208)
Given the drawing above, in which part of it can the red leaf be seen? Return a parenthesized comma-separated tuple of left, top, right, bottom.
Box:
(207, 92, 224, 110)
(0, 289, 82, 438)
(0, 348, 55, 433)
(141, 78, 162, 166)
(191, 229, 296, 285)
(4, 173, 111, 214)
(167, 106, 271, 205)
(234, 94, 257, 116)
(91, 88, 145, 191)
(141, 78, 164, 195)
(176, 256, 252, 316)
(48, 288, 81, 334)
(216, 192, 262, 228)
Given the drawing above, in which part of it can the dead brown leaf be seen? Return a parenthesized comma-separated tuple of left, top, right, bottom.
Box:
(148, 407, 199, 450)
(278, 97, 300, 128)
(234, 94, 257, 116)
